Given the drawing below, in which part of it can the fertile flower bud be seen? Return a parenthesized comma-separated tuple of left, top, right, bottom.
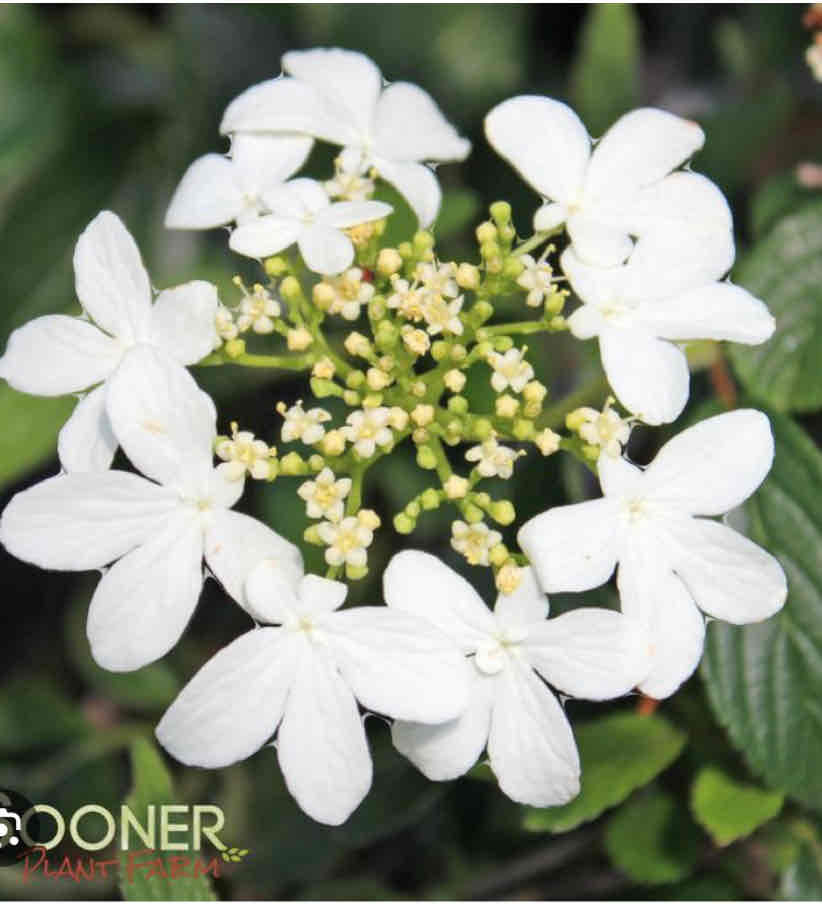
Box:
(366, 367, 391, 390)
(312, 357, 335, 380)
(535, 428, 561, 456)
(456, 263, 480, 290)
(225, 338, 246, 359)
(321, 430, 347, 456)
(345, 332, 371, 357)
(312, 282, 336, 311)
(280, 276, 301, 300)
(410, 404, 435, 427)
(495, 561, 523, 595)
(287, 327, 313, 351)
(264, 256, 289, 277)
(416, 446, 437, 469)
(443, 475, 469, 499)
(394, 512, 415, 534)
(489, 201, 512, 225)
(444, 369, 467, 392)
(476, 221, 497, 244)
(376, 248, 403, 276)
(495, 395, 519, 419)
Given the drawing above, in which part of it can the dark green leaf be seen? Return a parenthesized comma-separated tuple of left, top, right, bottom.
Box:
(750, 170, 818, 240)
(0, 386, 73, 491)
(0, 675, 89, 755)
(690, 766, 783, 846)
(781, 822, 822, 900)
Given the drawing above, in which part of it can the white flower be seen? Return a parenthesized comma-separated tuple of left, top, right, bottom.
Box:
(561, 245, 776, 424)
(807, 41, 822, 81)
(341, 407, 393, 458)
(414, 261, 459, 300)
(298, 467, 351, 522)
(385, 553, 648, 806)
(485, 98, 733, 268)
(422, 294, 464, 337)
(323, 268, 375, 321)
(278, 401, 331, 446)
(465, 438, 520, 480)
(155, 568, 471, 825)
(568, 402, 631, 458)
(165, 134, 312, 229)
(387, 278, 425, 322)
(0, 347, 302, 671)
(216, 423, 275, 482)
(517, 254, 555, 308)
(317, 516, 373, 568)
(221, 48, 471, 227)
(228, 178, 392, 275)
(0, 212, 219, 473)
(487, 348, 534, 394)
(236, 284, 281, 335)
(518, 409, 788, 700)
(325, 161, 376, 202)
(451, 520, 502, 566)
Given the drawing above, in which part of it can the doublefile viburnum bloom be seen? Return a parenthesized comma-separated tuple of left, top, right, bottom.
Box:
(451, 520, 502, 566)
(488, 347, 534, 394)
(0, 211, 219, 472)
(215, 423, 276, 482)
(485, 99, 732, 268)
(220, 48, 471, 227)
(465, 437, 521, 480)
(517, 254, 555, 308)
(318, 515, 374, 569)
(155, 566, 470, 825)
(0, 347, 302, 671)
(561, 246, 776, 424)
(298, 467, 352, 523)
(519, 410, 788, 699)
(341, 407, 393, 458)
(314, 268, 375, 321)
(386, 553, 649, 806)
(228, 178, 392, 275)
(278, 400, 331, 445)
(165, 134, 312, 230)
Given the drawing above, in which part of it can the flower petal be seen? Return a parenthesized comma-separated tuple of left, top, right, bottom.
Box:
(164, 154, 244, 230)
(149, 281, 220, 366)
(584, 108, 704, 203)
(598, 453, 645, 498)
(0, 471, 178, 570)
(228, 216, 301, 260)
(383, 550, 496, 650)
(643, 409, 774, 516)
(373, 82, 470, 163)
(565, 214, 633, 267)
(599, 327, 690, 425)
(297, 225, 354, 275)
(319, 199, 393, 229)
(87, 509, 204, 671)
(493, 566, 549, 628)
(277, 641, 372, 826)
(487, 660, 580, 807)
(666, 517, 787, 624)
(105, 346, 216, 491)
(392, 669, 495, 780)
(73, 211, 152, 341)
(518, 498, 620, 593)
(298, 574, 347, 612)
(320, 606, 471, 723)
(231, 133, 313, 199)
(58, 385, 118, 473)
(156, 626, 299, 768)
(484, 96, 590, 204)
(205, 508, 304, 616)
(244, 559, 301, 625)
(372, 158, 441, 228)
(524, 608, 650, 699)
(0, 315, 121, 396)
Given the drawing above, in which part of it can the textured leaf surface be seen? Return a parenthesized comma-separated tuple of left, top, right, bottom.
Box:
(690, 766, 783, 846)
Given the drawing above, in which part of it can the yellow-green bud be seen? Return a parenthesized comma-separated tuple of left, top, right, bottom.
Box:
(413, 230, 435, 255)
(490, 201, 512, 226)
(430, 341, 449, 362)
(411, 380, 427, 397)
(522, 381, 547, 404)
(312, 281, 336, 311)
(321, 430, 346, 456)
(346, 563, 368, 581)
(308, 454, 325, 472)
(503, 255, 524, 279)
(411, 404, 435, 427)
(287, 327, 313, 351)
(368, 296, 387, 323)
(405, 500, 421, 518)
(513, 419, 535, 440)
(471, 301, 494, 324)
(444, 369, 466, 392)
(264, 256, 289, 277)
(304, 525, 324, 545)
(496, 395, 519, 419)
(474, 492, 491, 508)
(394, 512, 415, 534)
(366, 367, 391, 391)
(464, 504, 484, 524)
(498, 224, 516, 244)
(398, 241, 414, 261)
(544, 290, 566, 316)
(412, 427, 429, 444)
(343, 389, 361, 406)
(456, 263, 481, 290)
(476, 221, 497, 244)
(490, 500, 516, 526)
(266, 458, 280, 481)
(225, 338, 246, 359)
(280, 451, 307, 476)
(488, 543, 509, 567)
(375, 320, 398, 351)
(416, 446, 437, 470)
(492, 336, 514, 351)
(376, 248, 403, 276)
(421, 488, 440, 511)
(362, 393, 384, 408)
(346, 370, 366, 389)
(280, 276, 301, 300)
(448, 395, 469, 416)
(583, 443, 600, 461)
(310, 378, 341, 399)
(471, 418, 494, 440)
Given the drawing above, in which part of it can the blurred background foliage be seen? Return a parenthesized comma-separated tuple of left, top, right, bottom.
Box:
(1, 2, 822, 901)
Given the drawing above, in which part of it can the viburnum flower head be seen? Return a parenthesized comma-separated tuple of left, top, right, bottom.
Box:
(561, 245, 776, 424)
(228, 178, 392, 275)
(518, 410, 788, 699)
(386, 553, 649, 806)
(155, 566, 471, 825)
(485, 98, 733, 268)
(0, 211, 219, 472)
(220, 48, 471, 227)
(0, 348, 302, 671)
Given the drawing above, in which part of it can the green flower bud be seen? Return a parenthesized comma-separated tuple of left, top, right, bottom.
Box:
(492, 336, 514, 351)
(447, 395, 469, 415)
(398, 241, 414, 261)
(303, 525, 324, 545)
(310, 377, 342, 399)
(490, 500, 516, 526)
(476, 221, 497, 244)
(279, 276, 301, 300)
(450, 344, 468, 362)
(489, 201, 512, 226)
(280, 452, 308, 476)
(544, 290, 566, 316)
(471, 300, 494, 324)
(225, 338, 246, 359)
(464, 504, 484, 524)
(308, 454, 325, 472)
(513, 419, 535, 440)
(421, 488, 441, 511)
(488, 543, 509, 567)
(345, 563, 368, 581)
(430, 341, 449, 362)
(375, 320, 398, 351)
(346, 370, 366, 389)
(471, 418, 494, 440)
(498, 224, 516, 244)
(343, 389, 361, 406)
(405, 500, 421, 518)
(416, 445, 437, 470)
(473, 492, 491, 508)
(368, 296, 388, 323)
(362, 393, 384, 409)
(264, 256, 289, 277)
(413, 229, 435, 255)
(502, 255, 524, 279)
(394, 512, 416, 534)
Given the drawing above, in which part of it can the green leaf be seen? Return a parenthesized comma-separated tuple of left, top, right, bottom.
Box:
(523, 712, 686, 834)
(435, 188, 481, 240)
(604, 788, 701, 885)
(690, 766, 783, 846)
(781, 821, 822, 900)
(702, 411, 822, 810)
(0, 385, 74, 491)
(571, 3, 640, 136)
(119, 738, 217, 901)
(728, 201, 822, 413)
(0, 675, 89, 754)
(750, 170, 818, 240)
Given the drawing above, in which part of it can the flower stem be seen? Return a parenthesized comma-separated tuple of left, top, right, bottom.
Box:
(198, 351, 313, 370)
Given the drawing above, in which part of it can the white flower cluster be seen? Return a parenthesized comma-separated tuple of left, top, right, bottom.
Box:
(0, 47, 789, 826)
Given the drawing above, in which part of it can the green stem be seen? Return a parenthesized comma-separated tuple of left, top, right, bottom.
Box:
(511, 230, 553, 257)
(199, 351, 313, 370)
(477, 319, 554, 337)
(537, 374, 609, 431)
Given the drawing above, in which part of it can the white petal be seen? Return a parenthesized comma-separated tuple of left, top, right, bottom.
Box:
(598, 454, 645, 498)
(484, 96, 590, 204)
(164, 154, 244, 230)
(298, 574, 347, 612)
(524, 608, 649, 700)
(666, 517, 787, 624)
(277, 641, 372, 825)
(487, 660, 580, 807)
(320, 606, 470, 723)
(266, 177, 329, 217)
(58, 385, 118, 473)
(283, 47, 382, 141)
(319, 199, 393, 229)
(566, 304, 604, 339)
(220, 76, 354, 145)
(156, 627, 299, 768)
(617, 552, 705, 699)
(73, 211, 152, 341)
(565, 213, 633, 267)
(533, 202, 567, 232)
(0, 315, 121, 396)
(372, 82, 470, 163)
(228, 215, 300, 260)
(149, 281, 219, 366)
(392, 669, 494, 780)
(244, 558, 300, 624)
(205, 508, 303, 615)
(105, 346, 216, 491)
(87, 510, 204, 671)
(0, 471, 178, 570)
(373, 158, 441, 228)
(383, 550, 496, 650)
(518, 498, 620, 593)
(635, 282, 775, 345)
(599, 327, 689, 425)
(231, 133, 313, 199)
(643, 409, 774, 516)
(493, 566, 549, 628)
(297, 225, 354, 275)
(583, 108, 704, 203)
